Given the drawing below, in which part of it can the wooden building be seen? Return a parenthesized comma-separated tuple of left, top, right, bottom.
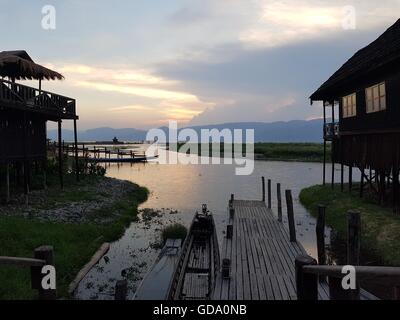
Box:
(310, 19, 400, 211)
(0, 50, 79, 203)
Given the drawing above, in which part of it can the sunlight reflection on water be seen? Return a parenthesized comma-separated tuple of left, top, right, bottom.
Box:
(75, 146, 356, 300)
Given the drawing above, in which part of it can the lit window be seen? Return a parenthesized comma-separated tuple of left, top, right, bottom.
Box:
(342, 93, 356, 118)
(366, 82, 386, 113)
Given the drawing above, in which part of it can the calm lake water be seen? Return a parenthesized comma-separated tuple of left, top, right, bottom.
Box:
(75, 146, 354, 300)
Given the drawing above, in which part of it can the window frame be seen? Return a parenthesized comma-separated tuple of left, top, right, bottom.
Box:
(342, 93, 357, 118)
(365, 82, 386, 114)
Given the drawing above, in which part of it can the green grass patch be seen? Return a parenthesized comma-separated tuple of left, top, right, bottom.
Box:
(161, 223, 188, 244)
(299, 185, 400, 266)
(0, 176, 148, 300)
(176, 142, 330, 162)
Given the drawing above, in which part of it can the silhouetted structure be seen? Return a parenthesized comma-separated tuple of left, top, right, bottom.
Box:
(0, 50, 78, 203)
(311, 19, 400, 212)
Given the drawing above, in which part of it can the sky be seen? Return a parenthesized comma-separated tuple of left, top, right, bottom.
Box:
(1, 0, 400, 130)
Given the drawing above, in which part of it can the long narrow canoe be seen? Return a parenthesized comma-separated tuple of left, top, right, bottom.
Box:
(134, 239, 182, 300)
(168, 205, 220, 300)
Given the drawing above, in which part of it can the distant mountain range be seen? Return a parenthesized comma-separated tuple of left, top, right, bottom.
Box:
(47, 119, 324, 143)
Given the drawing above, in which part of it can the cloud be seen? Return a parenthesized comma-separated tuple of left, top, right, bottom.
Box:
(46, 62, 215, 125)
(108, 105, 155, 112)
(239, 0, 400, 48)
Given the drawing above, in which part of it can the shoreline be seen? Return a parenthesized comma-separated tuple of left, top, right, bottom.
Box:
(0, 174, 148, 299)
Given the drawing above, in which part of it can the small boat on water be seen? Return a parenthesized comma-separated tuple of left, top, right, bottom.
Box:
(133, 205, 220, 300)
(134, 239, 182, 300)
(89, 155, 159, 163)
(168, 204, 220, 300)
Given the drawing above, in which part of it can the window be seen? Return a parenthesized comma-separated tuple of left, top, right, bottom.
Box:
(366, 82, 386, 113)
(342, 93, 357, 118)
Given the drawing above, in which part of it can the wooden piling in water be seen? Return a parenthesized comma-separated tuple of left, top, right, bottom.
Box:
(267, 179, 272, 209)
(285, 189, 296, 242)
(347, 210, 360, 266)
(226, 224, 233, 239)
(316, 205, 326, 266)
(277, 183, 282, 222)
(115, 279, 128, 300)
(347, 209, 361, 299)
(262, 177, 265, 202)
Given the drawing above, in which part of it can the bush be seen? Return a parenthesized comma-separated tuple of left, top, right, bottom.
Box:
(161, 223, 187, 244)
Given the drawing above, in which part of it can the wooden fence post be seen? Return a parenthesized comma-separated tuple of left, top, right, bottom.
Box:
(262, 177, 265, 202)
(328, 276, 354, 300)
(115, 279, 128, 300)
(347, 209, 360, 299)
(347, 210, 360, 265)
(285, 190, 296, 242)
(277, 183, 282, 222)
(268, 179, 272, 209)
(316, 205, 326, 266)
(295, 255, 318, 300)
(31, 246, 56, 300)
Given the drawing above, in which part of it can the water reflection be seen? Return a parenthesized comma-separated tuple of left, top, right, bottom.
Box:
(75, 147, 355, 300)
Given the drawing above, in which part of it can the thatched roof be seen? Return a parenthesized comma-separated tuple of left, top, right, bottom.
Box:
(0, 50, 64, 81)
(310, 19, 400, 101)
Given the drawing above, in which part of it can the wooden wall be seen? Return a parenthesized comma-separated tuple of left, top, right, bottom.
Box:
(0, 109, 47, 163)
(338, 70, 400, 132)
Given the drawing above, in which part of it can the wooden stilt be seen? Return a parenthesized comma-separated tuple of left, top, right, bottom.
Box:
(360, 167, 364, 198)
(349, 166, 353, 192)
(58, 120, 63, 189)
(341, 162, 344, 192)
(331, 101, 335, 189)
(5, 163, 10, 203)
(73, 118, 79, 182)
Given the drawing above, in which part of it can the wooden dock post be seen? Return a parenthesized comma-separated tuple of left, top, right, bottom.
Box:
(229, 206, 235, 219)
(316, 205, 326, 266)
(262, 176, 265, 202)
(285, 190, 296, 242)
(31, 246, 56, 300)
(267, 179, 272, 209)
(295, 255, 318, 300)
(347, 209, 361, 299)
(347, 210, 360, 265)
(222, 259, 231, 279)
(226, 224, 233, 239)
(277, 183, 282, 222)
(114, 279, 128, 300)
(230, 194, 234, 204)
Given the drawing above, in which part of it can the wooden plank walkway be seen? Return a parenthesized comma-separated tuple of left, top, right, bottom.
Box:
(213, 199, 377, 300)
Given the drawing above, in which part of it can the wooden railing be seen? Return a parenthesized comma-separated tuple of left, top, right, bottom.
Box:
(0, 78, 76, 118)
(296, 206, 400, 300)
(0, 245, 56, 300)
(324, 122, 339, 140)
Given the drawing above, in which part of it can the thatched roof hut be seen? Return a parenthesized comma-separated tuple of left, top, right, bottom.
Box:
(0, 50, 64, 81)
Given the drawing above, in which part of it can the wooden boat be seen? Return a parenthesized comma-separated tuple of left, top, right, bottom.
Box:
(167, 204, 220, 300)
(89, 155, 158, 163)
(134, 239, 182, 300)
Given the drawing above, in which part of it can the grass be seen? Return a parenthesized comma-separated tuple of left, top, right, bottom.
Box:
(176, 142, 330, 162)
(299, 184, 400, 266)
(161, 223, 188, 244)
(0, 174, 148, 299)
(254, 143, 330, 162)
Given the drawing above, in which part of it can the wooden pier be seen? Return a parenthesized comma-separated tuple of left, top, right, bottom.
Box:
(213, 183, 382, 300)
